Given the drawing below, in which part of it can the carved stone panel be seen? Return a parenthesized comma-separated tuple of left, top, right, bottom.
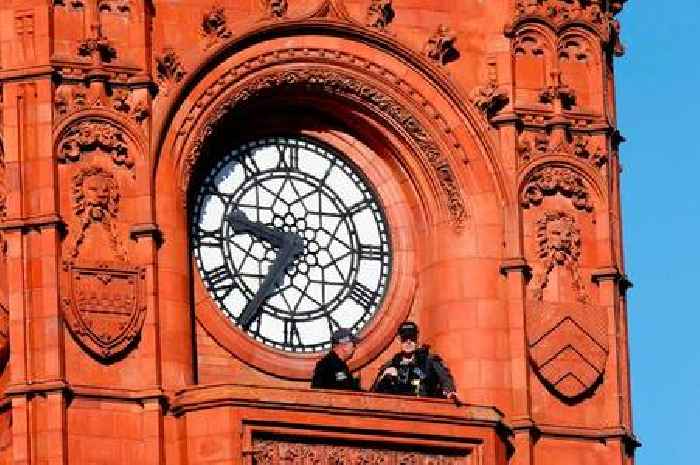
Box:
(525, 211, 609, 400)
(61, 261, 145, 360)
(252, 439, 468, 465)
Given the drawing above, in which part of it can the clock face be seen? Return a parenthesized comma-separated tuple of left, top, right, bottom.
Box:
(191, 137, 392, 352)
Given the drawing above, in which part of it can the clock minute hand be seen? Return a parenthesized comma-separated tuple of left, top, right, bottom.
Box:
(228, 210, 304, 329)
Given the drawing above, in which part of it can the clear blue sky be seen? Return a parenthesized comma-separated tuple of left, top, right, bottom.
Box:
(618, 2, 700, 464)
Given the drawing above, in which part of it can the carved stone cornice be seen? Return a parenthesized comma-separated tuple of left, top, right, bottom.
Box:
(178, 48, 468, 228)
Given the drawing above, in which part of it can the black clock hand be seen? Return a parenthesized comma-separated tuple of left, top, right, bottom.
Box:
(229, 209, 288, 248)
(228, 210, 304, 328)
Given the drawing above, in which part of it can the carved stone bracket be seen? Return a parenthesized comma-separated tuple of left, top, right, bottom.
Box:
(201, 5, 232, 49)
(539, 70, 576, 109)
(155, 49, 186, 97)
(77, 23, 117, 64)
(424, 25, 458, 66)
(521, 165, 593, 211)
(366, 0, 395, 31)
(264, 0, 288, 19)
(58, 121, 134, 172)
(181, 63, 466, 227)
(470, 58, 509, 116)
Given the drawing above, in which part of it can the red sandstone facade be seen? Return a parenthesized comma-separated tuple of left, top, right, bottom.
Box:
(0, 1, 636, 464)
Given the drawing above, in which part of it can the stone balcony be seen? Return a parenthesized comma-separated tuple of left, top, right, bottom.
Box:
(171, 384, 512, 465)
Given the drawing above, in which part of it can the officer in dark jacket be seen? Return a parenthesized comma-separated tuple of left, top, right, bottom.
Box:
(311, 328, 361, 391)
(371, 322, 458, 400)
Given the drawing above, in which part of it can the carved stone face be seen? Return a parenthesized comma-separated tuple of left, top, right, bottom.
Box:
(546, 216, 575, 263)
(84, 173, 111, 221)
(536, 211, 580, 266)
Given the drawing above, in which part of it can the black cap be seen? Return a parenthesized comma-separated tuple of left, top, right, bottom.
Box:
(331, 328, 357, 345)
(397, 321, 419, 340)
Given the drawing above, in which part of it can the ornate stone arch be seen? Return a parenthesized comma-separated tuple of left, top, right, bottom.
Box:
(153, 32, 510, 379)
(556, 26, 605, 114)
(511, 23, 557, 106)
(151, 20, 510, 211)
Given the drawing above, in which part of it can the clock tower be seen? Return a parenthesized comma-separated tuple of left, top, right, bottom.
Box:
(0, 1, 637, 465)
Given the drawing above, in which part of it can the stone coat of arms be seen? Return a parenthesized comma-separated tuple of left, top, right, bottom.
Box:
(61, 165, 145, 361)
(526, 211, 609, 399)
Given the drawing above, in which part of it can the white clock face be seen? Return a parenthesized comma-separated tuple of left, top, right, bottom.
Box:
(191, 137, 392, 352)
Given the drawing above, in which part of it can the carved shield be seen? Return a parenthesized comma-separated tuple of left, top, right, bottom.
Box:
(526, 301, 609, 399)
(62, 261, 145, 360)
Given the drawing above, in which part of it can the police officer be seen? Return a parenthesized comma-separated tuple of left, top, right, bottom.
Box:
(311, 328, 362, 391)
(371, 322, 458, 400)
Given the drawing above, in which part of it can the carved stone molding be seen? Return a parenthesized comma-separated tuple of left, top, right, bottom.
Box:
(526, 210, 609, 399)
(155, 49, 186, 97)
(518, 132, 607, 166)
(470, 58, 508, 116)
(55, 83, 149, 125)
(97, 0, 130, 14)
(180, 57, 466, 227)
(521, 165, 593, 211)
(252, 439, 468, 465)
(58, 121, 134, 171)
(61, 260, 145, 361)
(67, 165, 126, 263)
(201, 5, 232, 49)
(424, 25, 458, 66)
(366, 0, 394, 31)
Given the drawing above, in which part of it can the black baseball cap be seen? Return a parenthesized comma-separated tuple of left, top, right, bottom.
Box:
(397, 321, 419, 340)
(331, 328, 357, 345)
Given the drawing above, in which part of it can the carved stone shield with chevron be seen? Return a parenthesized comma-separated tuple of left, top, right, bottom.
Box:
(527, 301, 609, 399)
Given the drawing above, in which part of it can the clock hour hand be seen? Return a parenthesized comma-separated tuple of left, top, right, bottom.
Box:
(228, 209, 304, 329)
(229, 209, 288, 248)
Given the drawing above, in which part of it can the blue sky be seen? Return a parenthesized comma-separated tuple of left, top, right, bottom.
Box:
(617, 2, 700, 464)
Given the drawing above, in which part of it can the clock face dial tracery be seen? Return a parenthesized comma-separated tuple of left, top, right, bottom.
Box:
(191, 137, 392, 352)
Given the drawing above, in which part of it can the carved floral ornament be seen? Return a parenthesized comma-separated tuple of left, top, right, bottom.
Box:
(179, 57, 468, 227)
(518, 131, 607, 166)
(201, 4, 232, 49)
(521, 165, 594, 211)
(58, 121, 135, 172)
(366, 0, 395, 31)
(252, 439, 467, 465)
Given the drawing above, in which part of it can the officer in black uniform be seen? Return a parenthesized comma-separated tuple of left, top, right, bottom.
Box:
(311, 328, 362, 391)
(371, 322, 458, 400)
